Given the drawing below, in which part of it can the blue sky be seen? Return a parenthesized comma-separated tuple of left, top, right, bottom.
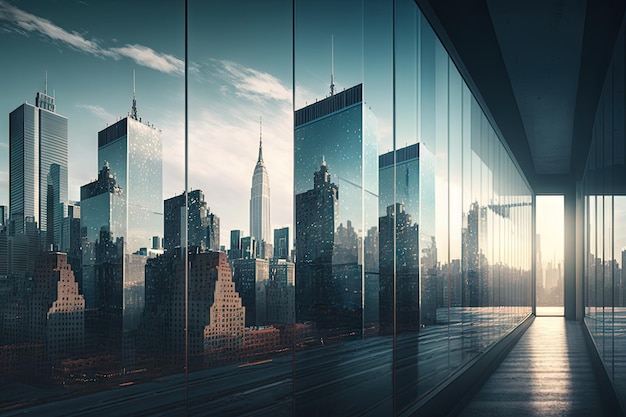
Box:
(0, 0, 396, 248)
(0, 0, 298, 245)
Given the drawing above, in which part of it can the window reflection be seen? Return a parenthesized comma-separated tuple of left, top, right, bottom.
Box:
(0, 0, 534, 415)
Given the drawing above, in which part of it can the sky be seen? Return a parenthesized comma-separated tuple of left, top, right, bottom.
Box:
(0, 0, 296, 246)
(536, 195, 564, 269)
(0, 0, 397, 249)
(0, 0, 593, 267)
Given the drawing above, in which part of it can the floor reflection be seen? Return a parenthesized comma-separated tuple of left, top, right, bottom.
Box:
(459, 317, 611, 416)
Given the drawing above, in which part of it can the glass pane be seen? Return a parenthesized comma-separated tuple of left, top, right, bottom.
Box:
(188, 1, 293, 414)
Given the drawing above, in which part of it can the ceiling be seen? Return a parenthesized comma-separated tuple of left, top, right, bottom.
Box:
(415, 0, 626, 193)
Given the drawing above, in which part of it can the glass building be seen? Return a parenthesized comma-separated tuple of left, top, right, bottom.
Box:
(295, 83, 378, 334)
(80, 108, 162, 363)
(3, 1, 626, 416)
(9, 90, 67, 245)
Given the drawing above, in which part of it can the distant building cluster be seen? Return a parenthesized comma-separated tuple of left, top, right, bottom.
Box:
(0, 87, 297, 381)
(0, 79, 550, 388)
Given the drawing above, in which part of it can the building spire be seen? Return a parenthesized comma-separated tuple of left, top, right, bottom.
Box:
(45, 70, 48, 95)
(257, 115, 263, 163)
(131, 69, 138, 120)
(330, 34, 335, 96)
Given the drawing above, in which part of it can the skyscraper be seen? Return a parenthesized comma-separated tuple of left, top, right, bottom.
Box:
(97, 103, 162, 259)
(81, 89, 162, 360)
(163, 189, 219, 252)
(378, 143, 435, 331)
(45, 163, 67, 249)
(229, 229, 243, 260)
(232, 257, 269, 326)
(294, 160, 339, 327)
(294, 84, 377, 332)
(9, 88, 68, 245)
(0, 205, 7, 226)
(273, 226, 289, 260)
(249, 119, 271, 248)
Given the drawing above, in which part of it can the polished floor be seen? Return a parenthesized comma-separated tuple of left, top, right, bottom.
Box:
(458, 316, 617, 417)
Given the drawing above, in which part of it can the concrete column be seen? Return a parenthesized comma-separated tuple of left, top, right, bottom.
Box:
(564, 182, 577, 320)
(532, 193, 536, 316)
(575, 181, 584, 320)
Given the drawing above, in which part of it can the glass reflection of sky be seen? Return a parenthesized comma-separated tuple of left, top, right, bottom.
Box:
(295, 103, 378, 234)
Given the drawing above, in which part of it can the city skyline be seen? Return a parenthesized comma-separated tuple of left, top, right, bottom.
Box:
(0, 0, 295, 246)
(1, 0, 618, 273)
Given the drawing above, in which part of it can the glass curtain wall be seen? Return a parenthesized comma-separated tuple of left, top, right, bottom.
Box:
(0, 0, 532, 415)
(583, 12, 626, 405)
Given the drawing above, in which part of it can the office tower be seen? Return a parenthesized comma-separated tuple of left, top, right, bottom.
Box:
(378, 143, 435, 331)
(294, 84, 377, 332)
(9, 89, 68, 244)
(462, 202, 489, 308)
(80, 164, 124, 309)
(0, 224, 7, 276)
(8, 217, 40, 278)
(207, 212, 220, 251)
(45, 163, 67, 249)
(229, 230, 243, 260)
(32, 252, 85, 360)
(249, 120, 271, 247)
(97, 100, 162, 260)
(273, 227, 289, 260)
(163, 189, 219, 252)
(294, 160, 339, 327)
(0, 205, 7, 226)
(378, 203, 419, 334)
(61, 203, 82, 291)
(241, 236, 257, 260)
(270, 258, 295, 287)
(81, 91, 162, 360)
(232, 258, 269, 326)
(266, 258, 295, 325)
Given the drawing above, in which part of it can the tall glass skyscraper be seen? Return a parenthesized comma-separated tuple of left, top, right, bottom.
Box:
(249, 124, 271, 249)
(294, 83, 378, 333)
(9, 90, 68, 245)
(81, 98, 162, 360)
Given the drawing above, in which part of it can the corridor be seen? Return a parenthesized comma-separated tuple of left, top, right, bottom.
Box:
(458, 317, 620, 416)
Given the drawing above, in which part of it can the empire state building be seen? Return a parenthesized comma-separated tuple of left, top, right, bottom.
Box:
(249, 119, 271, 252)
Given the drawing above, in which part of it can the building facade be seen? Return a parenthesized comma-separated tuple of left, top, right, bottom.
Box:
(9, 90, 68, 246)
(32, 252, 85, 360)
(273, 226, 290, 260)
(163, 189, 219, 252)
(232, 257, 269, 327)
(294, 84, 378, 333)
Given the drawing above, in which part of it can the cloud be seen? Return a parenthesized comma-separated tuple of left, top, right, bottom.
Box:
(0, 170, 8, 193)
(75, 104, 116, 122)
(111, 44, 183, 75)
(213, 59, 291, 103)
(0, 1, 182, 75)
(0, 1, 104, 54)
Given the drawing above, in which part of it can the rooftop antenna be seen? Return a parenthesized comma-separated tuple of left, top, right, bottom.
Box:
(258, 115, 263, 162)
(131, 69, 138, 120)
(45, 70, 48, 95)
(330, 35, 335, 96)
